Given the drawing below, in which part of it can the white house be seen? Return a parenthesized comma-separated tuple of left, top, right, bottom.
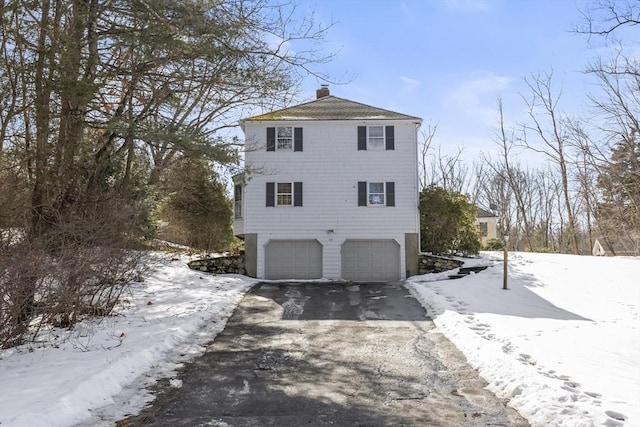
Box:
(233, 86, 422, 282)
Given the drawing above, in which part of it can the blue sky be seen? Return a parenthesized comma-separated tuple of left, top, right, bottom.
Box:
(290, 0, 600, 163)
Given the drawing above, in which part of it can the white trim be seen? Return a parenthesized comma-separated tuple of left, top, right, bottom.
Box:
(368, 182, 385, 206)
(276, 182, 293, 206)
(276, 126, 293, 151)
(367, 125, 385, 150)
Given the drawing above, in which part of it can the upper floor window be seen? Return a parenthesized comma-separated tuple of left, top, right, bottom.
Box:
(368, 126, 384, 150)
(267, 127, 303, 152)
(277, 127, 293, 150)
(357, 125, 394, 151)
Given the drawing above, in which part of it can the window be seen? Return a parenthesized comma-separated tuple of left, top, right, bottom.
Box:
(357, 126, 394, 150)
(267, 127, 303, 151)
(358, 181, 395, 207)
(277, 182, 292, 206)
(478, 222, 488, 237)
(277, 127, 292, 150)
(368, 182, 385, 205)
(266, 182, 303, 207)
(234, 184, 242, 219)
(368, 126, 384, 150)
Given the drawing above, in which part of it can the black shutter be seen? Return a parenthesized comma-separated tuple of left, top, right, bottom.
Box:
(358, 181, 367, 206)
(385, 126, 394, 150)
(294, 127, 303, 152)
(266, 127, 275, 151)
(357, 126, 367, 151)
(386, 182, 395, 207)
(266, 182, 275, 207)
(293, 182, 303, 206)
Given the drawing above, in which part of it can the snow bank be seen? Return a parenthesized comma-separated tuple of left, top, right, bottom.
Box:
(0, 252, 257, 427)
(408, 252, 640, 427)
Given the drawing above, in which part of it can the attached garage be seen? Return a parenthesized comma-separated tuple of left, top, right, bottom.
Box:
(264, 240, 323, 280)
(341, 240, 401, 282)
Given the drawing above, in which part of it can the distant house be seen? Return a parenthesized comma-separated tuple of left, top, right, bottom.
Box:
(592, 237, 639, 256)
(233, 86, 422, 281)
(476, 209, 498, 247)
(592, 239, 606, 256)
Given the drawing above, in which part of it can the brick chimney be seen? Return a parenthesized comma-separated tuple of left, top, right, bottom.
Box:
(316, 84, 330, 99)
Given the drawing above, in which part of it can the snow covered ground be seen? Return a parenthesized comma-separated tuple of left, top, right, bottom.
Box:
(0, 252, 258, 427)
(408, 252, 640, 427)
(0, 251, 638, 427)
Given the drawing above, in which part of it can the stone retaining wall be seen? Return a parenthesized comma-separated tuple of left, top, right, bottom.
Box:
(187, 255, 246, 275)
(417, 254, 463, 274)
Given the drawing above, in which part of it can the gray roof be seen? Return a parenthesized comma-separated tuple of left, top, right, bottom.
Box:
(478, 208, 498, 218)
(243, 95, 422, 122)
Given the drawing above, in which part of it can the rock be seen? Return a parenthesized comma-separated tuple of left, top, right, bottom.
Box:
(188, 255, 247, 276)
(416, 255, 462, 273)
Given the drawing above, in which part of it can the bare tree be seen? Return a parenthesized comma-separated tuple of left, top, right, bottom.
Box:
(425, 146, 471, 194)
(534, 167, 561, 251)
(575, 0, 639, 40)
(521, 71, 581, 254)
(491, 97, 536, 250)
(473, 162, 519, 248)
(0, 0, 335, 347)
(576, 1, 640, 253)
(565, 118, 600, 252)
(418, 123, 438, 190)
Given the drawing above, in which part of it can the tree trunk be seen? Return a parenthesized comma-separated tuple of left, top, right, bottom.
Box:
(30, 0, 54, 240)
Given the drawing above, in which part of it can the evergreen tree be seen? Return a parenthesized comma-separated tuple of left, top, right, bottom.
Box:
(0, 0, 331, 346)
(0, 0, 331, 245)
(159, 157, 234, 251)
(419, 185, 481, 255)
(596, 135, 640, 252)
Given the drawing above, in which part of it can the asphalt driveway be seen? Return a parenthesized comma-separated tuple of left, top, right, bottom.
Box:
(118, 282, 528, 426)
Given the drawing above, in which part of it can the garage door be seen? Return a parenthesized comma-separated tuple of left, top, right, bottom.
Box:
(265, 240, 322, 280)
(341, 240, 400, 282)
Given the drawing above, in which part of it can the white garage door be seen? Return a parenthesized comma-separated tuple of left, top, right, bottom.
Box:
(265, 240, 322, 280)
(341, 240, 400, 282)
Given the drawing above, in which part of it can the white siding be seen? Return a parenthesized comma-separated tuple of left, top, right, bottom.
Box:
(242, 119, 420, 280)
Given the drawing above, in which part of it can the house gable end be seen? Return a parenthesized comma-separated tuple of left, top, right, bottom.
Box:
(237, 89, 423, 281)
(242, 96, 422, 123)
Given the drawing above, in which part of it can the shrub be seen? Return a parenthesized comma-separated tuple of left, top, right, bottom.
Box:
(0, 197, 145, 349)
(419, 185, 481, 255)
(157, 157, 233, 251)
(484, 238, 505, 251)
